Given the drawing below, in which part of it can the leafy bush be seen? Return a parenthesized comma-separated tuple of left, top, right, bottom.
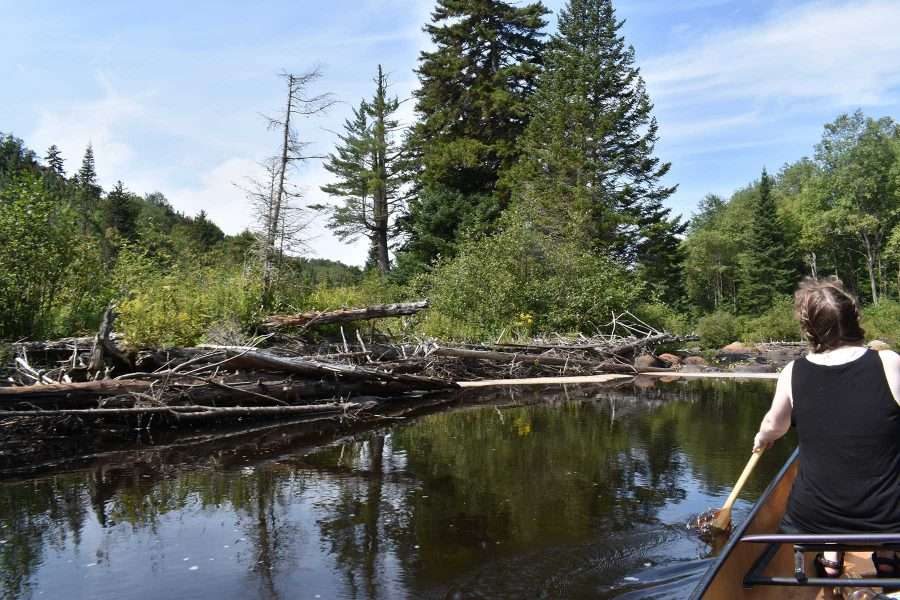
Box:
(114, 249, 263, 347)
(415, 210, 643, 340)
(696, 311, 743, 348)
(862, 300, 900, 345)
(633, 302, 692, 336)
(742, 296, 800, 342)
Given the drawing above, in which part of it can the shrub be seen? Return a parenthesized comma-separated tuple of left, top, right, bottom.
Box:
(742, 296, 800, 342)
(862, 300, 900, 345)
(416, 210, 643, 341)
(633, 302, 692, 336)
(696, 311, 743, 348)
(114, 250, 263, 348)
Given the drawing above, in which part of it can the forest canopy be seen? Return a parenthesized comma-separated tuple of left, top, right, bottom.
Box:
(2, 0, 900, 348)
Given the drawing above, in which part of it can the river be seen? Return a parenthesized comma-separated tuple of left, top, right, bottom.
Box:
(0, 378, 794, 599)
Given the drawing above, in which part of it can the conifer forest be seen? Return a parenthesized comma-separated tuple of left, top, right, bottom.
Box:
(3, 0, 900, 351)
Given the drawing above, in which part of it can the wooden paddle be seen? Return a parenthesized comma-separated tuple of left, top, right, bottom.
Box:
(710, 449, 765, 532)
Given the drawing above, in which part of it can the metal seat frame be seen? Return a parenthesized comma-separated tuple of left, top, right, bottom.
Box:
(741, 533, 900, 588)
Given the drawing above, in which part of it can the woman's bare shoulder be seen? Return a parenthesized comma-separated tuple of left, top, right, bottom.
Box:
(876, 349, 900, 367)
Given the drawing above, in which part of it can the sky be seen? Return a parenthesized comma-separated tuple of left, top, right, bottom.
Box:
(3, 0, 900, 266)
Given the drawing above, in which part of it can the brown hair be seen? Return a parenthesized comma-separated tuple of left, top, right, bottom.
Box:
(794, 276, 865, 353)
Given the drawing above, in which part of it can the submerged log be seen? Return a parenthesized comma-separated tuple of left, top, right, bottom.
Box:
(263, 300, 428, 329)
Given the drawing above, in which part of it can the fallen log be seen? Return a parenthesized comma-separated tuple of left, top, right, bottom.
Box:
(263, 300, 428, 329)
(479, 333, 699, 356)
(219, 350, 456, 390)
(0, 401, 358, 420)
(430, 346, 673, 374)
(0, 380, 153, 405)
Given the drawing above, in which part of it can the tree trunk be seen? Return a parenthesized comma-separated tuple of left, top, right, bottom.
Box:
(864, 235, 879, 304)
(263, 300, 428, 329)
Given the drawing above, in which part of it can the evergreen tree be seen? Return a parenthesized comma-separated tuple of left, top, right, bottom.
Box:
(189, 210, 225, 251)
(737, 169, 795, 313)
(44, 145, 65, 177)
(512, 0, 678, 267)
(104, 180, 139, 241)
(401, 0, 548, 268)
(318, 66, 407, 273)
(75, 143, 102, 203)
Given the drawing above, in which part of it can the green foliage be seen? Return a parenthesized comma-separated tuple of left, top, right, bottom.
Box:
(741, 297, 800, 342)
(695, 311, 743, 348)
(317, 66, 407, 273)
(416, 209, 643, 340)
(632, 302, 691, 337)
(510, 0, 683, 302)
(737, 169, 796, 313)
(861, 300, 900, 346)
(113, 250, 263, 348)
(402, 0, 548, 268)
(0, 171, 102, 338)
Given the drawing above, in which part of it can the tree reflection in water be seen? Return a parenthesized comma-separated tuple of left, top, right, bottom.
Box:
(0, 379, 792, 599)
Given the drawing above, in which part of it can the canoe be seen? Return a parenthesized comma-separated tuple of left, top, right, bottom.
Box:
(691, 448, 900, 599)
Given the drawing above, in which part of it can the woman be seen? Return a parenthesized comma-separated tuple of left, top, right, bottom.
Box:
(753, 276, 900, 578)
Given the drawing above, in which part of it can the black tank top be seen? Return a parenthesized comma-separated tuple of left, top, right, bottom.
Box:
(786, 349, 900, 533)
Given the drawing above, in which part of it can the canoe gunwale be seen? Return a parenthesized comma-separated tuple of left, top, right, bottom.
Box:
(689, 447, 800, 599)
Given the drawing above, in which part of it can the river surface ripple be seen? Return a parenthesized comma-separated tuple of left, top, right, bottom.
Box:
(0, 378, 795, 599)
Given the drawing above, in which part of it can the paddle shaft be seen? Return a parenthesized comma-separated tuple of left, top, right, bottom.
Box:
(721, 450, 764, 513)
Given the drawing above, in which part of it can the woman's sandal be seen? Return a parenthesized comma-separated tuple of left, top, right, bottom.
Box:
(815, 552, 845, 577)
(871, 552, 900, 594)
(872, 552, 900, 577)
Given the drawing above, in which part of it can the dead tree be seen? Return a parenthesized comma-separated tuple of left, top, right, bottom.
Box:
(263, 300, 428, 329)
(254, 68, 335, 304)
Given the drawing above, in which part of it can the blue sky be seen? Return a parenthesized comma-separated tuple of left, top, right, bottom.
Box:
(3, 0, 900, 265)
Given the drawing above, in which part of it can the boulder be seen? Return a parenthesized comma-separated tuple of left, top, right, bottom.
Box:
(680, 364, 706, 373)
(868, 340, 891, 351)
(721, 341, 751, 353)
(683, 356, 708, 366)
(657, 353, 682, 367)
(634, 354, 665, 370)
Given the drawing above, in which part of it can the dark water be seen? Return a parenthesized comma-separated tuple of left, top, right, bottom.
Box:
(0, 379, 795, 600)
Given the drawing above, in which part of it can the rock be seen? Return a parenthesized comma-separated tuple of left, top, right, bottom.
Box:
(869, 339, 891, 351)
(684, 356, 708, 366)
(721, 341, 751, 353)
(680, 364, 706, 373)
(634, 354, 665, 370)
(658, 353, 682, 367)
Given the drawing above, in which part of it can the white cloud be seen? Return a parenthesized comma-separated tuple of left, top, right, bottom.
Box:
(29, 73, 145, 182)
(643, 0, 900, 107)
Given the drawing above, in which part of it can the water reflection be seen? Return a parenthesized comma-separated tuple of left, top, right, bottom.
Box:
(0, 379, 792, 599)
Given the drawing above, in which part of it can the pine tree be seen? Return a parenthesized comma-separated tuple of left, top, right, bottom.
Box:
(104, 180, 139, 241)
(737, 169, 795, 313)
(512, 0, 678, 264)
(318, 66, 407, 273)
(401, 0, 548, 268)
(76, 143, 102, 202)
(44, 145, 65, 177)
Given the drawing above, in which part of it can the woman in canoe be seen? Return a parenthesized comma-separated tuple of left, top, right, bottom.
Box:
(753, 276, 900, 579)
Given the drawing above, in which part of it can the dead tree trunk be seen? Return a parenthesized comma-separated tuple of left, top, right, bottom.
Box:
(263, 301, 428, 329)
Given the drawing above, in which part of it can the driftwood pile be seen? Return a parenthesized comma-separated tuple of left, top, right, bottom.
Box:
(1, 304, 694, 444)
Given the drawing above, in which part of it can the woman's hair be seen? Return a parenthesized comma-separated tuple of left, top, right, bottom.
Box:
(794, 276, 865, 353)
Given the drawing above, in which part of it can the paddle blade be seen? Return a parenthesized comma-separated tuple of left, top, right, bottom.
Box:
(709, 508, 732, 533)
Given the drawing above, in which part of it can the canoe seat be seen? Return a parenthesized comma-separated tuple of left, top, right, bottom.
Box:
(739, 533, 900, 590)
